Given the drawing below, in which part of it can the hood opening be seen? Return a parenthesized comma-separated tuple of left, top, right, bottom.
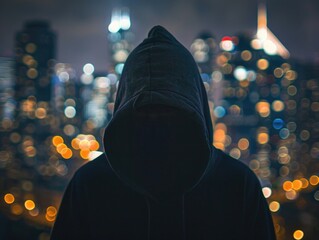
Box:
(104, 103, 210, 199)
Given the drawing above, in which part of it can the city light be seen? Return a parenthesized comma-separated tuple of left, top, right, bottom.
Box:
(220, 36, 234, 51)
(83, 63, 95, 75)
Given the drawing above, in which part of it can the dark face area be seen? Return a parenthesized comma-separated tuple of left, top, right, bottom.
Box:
(106, 104, 210, 198)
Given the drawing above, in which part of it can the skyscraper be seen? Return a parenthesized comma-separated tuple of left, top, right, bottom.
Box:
(107, 7, 133, 76)
(15, 20, 56, 102)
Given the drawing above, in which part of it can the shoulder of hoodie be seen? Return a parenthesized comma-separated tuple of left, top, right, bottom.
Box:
(70, 153, 119, 189)
(212, 148, 262, 189)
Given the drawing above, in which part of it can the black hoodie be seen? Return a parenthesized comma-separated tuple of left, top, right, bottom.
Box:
(51, 26, 276, 240)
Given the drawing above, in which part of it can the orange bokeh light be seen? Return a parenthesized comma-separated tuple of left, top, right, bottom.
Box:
(300, 178, 309, 188)
(238, 138, 249, 151)
(89, 140, 100, 151)
(80, 149, 90, 159)
(79, 139, 90, 150)
(292, 180, 302, 191)
(283, 181, 293, 191)
(62, 148, 73, 159)
(52, 136, 63, 147)
(71, 138, 80, 150)
(4, 193, 15, 204)
(309, 175, 319, 186)
(257, 133, 269, 144)
(24, 200, 35, 210)
(56, 143, 67, 153)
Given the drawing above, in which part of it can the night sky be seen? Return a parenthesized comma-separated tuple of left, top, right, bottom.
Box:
(1, 0, 319, 72)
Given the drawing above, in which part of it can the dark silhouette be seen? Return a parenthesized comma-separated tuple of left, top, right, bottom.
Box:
(50, 26, 276, 240)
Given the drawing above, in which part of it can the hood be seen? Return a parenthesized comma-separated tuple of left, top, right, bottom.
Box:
(103, 26, 214, 200)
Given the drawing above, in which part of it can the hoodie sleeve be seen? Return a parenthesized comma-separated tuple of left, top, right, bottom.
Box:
(50, 172, 89, 240)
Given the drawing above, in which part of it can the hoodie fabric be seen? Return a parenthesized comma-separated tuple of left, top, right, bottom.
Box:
(51, 26, 276, 240)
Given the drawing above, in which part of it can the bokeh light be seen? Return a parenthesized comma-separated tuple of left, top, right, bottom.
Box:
(293, 230, 304, 240)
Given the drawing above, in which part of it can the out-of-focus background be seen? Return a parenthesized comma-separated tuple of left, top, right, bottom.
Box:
(0, 0, 319, 239)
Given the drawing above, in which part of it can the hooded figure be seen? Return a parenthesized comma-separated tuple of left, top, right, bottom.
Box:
(51, 26, 276, 240)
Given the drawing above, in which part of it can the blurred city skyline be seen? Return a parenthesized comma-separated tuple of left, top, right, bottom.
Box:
(1, 1, 319, 240)
(1, 0, 319, 72)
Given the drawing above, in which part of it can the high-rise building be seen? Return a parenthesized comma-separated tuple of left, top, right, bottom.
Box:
(15, 20, 56, 102)
(106, 7, 134, 119)
(107, 7, 133, 76)
(0, 21, 60, 234)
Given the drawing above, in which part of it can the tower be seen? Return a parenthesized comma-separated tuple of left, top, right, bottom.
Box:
(15, 20, 56, 102)
(255, 3, 290, 58)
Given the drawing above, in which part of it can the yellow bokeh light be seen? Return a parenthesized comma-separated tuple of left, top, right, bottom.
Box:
(286, 190, 298, 200)
(309, 175, 319, 186)
(215, 123, 227, 131)
(26, 43, 37, 53)
(292, 180, 302, 191)
(251, 39, 262, 49)
(45, 214, 56, 222)
(300, 178, 309, 189)
(46, 206, 57, 217)
(272, 100, 285, 112)
(89, 140, 100, 151)
(71, 138, 80, 150)
(86, 134, 95, 141)
(52, 136, 64, 147)
(293, 230, 304, 240)
(257, 133, 269, 144)
(25, 146, 36, 157)
(62, 148, 73, 159)
(285, 70, 297, 81)
(27, 68, 38, 79)
(56, 143, 67, 154)
(35, 107, 47, 119)
(269, 201, 280, 212)
(214, 129, 226, 143)
(274, 68, 284, 78)
(256, 101, 270, 117)
(257, 59, 269, 70)
(213, 142, 225, 150)
(79, 139, 90, 150)
(238, 138, 249, 151)
(24, 200, 35, 210)
(22, 55, 33, 65)
(4, 193, 15, 204)
(80, 149, 90, 159)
